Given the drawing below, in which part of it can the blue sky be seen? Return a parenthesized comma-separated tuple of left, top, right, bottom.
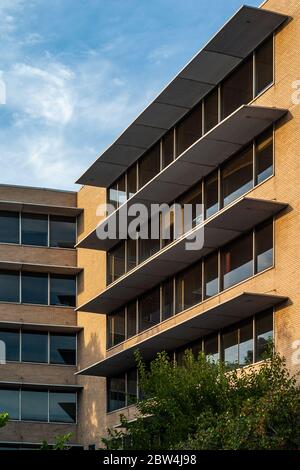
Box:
(0, 0, 261, 190)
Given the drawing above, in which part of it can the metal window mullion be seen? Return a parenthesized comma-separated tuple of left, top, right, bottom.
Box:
(19, 212, 22, 245)
(19, 328, 22, 362)
(19, 388, 22, 421)
(272, 33, 275, 85)
(253, 139, 256, 187)
(125, 371, 128, 407)
(252, 315, 256, 364)
(218, 249, 221, 294)
(201, 259, 204, 303)
(173, 276, 176, 316)
(159, 138, 163, 171)
(48, 273, 50, 306)
(19, 271, 22, 303)
(159, 284, 162, 323)
(217, 84, 221, 123)
(125, 306, 128, 340)
(218, 331, 221, 362)
(136, 299, 139, 334)
(48, 390, 50, 423)
(253, 50, 256, 98)
(201, 99, 205, 136)
(47, 214, 50, 247)
(218, 167, 222, 210)
(252, 228, 256, 276)
(174, 127, 177, 159)
(47, 332, 50, 364)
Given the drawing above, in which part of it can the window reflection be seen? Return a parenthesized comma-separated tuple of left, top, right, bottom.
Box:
(221, 56, 253, 119)
(0, 211, 19, 244)
(176, 106, 202, 156)
(221, 146, 253, 207)
(222, 233, 253, 290)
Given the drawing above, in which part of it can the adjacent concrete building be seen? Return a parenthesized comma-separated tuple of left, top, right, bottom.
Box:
(0, 0, 300, 448)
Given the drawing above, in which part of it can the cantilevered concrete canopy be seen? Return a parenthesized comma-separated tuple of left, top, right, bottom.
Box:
(0, 260, 82, 275)
(77, 197, 287, 314)
(78, 105, 287, 251)
(0, 321, 82, 334)
(0, 200, 82, 217)
(77, 292, 287, 377)
(77, 6, 288, 188)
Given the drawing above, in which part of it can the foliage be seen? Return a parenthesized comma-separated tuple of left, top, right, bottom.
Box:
(40, 432, 73, 450)
(0, 412, 8, 429)
(102, 350, 300, 450)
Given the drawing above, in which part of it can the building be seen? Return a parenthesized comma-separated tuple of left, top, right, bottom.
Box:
(0, 0, 300, 448)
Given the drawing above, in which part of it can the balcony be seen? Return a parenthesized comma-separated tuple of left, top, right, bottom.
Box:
(77, 292, 287, 377)
(78, 105, 287, 251)
(77, 6, 288, 189)
(77, 197, 287, 314)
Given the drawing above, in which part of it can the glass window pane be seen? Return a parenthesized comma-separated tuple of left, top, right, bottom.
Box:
(222, 327, 238, 367)
(107, 309, 125, 348)
(255, 128, 273, 184)
(239, 320, 254, 365)
(21, 213, 48, 246)
(221, 56, 253, 119)
(204, 335, 219, 363)
(109, 243, 126, 282)
(22, 331, 48, 363)
(162, 278, 174, 321)
(0, 270, 19, 303)
(161, 206, 174, 248)
(21, 272, 48, 305)
(127, 302, 137, 339)
(162, 130, 174, 168)
(127, 369, 137, 406)
(222, 145, 253, 207)
(175, 275, 183, 314)
(138, 143, 160, 189)
(0, 211, 19, 244)
(50, 334, 76, 365)
(0, 329, 19, 362)
(204, 253, 218, 299)
(108, 182, 118, 212)
(255, 36, 273, 96)
(177, 106, 202, 156)
(106, 251, 113, 285)
(138, 220, 160, 263)
(127, 165, 137, 199)
(0, 389, 19, 420)
(204, 88, 218, 133)
(255, 220, 273, 273)
(107, 375, 126, 412)
(118, 174, 127, 207)
(138, 287, 160, 333)
(176, 263, 202, 313)
(49, 392, 76, 423)
(205, 170, 219, 218)
(50, 275, 76, 307)
(127, 237, 137, 272)
(256, 309, 273, 362)
(21, 390, 48, 422)
(222, 233, 253, 290)
(178, 184, 202, 233)
(50, 216, 76, 249)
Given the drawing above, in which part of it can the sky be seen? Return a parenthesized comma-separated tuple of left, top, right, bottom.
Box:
(0, 0, 261, 190)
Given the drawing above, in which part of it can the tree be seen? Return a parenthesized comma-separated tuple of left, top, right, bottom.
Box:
(102, 350, 300, 450)
(40, 432, 73, 450)
(0, 412, 8, 429)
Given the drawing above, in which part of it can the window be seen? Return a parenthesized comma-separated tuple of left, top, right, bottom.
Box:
(255, 128, 273, 184)
(255, 220, 273, 273)
(127, 164, 137, 199)
(221, 56, 253, 119)
(107, 243, 126, 284)
(222, 233, 253, 290)
(161, 205, 174, 247)
(162, 130, 174, 168)
(50, 334, 76, 365)
(21, 213, 48, 246)
(222, 327, 238, 367)
(138, 287, 160, 332)
(127, 369, 138, 406)
(108, 182, 118, 211)
(176, 263, 202, 313)
(256, 309, 273, 361)
(204, 335, 219, 363)
(50, 275, 76, 307)
(118, 173, 127, 207)
(0, 211, 19, 244)
(0, 330, 19, 361)
(0, 270, 19, 303)
(21, 272, 48, 305)
(204, 88, 219, 133)
(0, 389, 19, 420)
(49, 392, 76, 423)
(127, 302, 137, 339)
(204, 171, 219, 218)
(107, 309, 125, 348)
(138, 143, 160, 189)
(49, 216, 76, 249)
(21, 390, 48, 422)
(107, 375, 126, 412)
(178, 184, 202, 233)
(221, 145, 253, 207)
(22, 331, 48, 363)
(162, 278, 174, 321)
(127, 237, 137, 272)
(138, 221, 160, 263)
(176, 106, 202, 156)
(204, 253, 218, 299)
(239, 319, 254, 365)
(255, 36, 273, 96)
